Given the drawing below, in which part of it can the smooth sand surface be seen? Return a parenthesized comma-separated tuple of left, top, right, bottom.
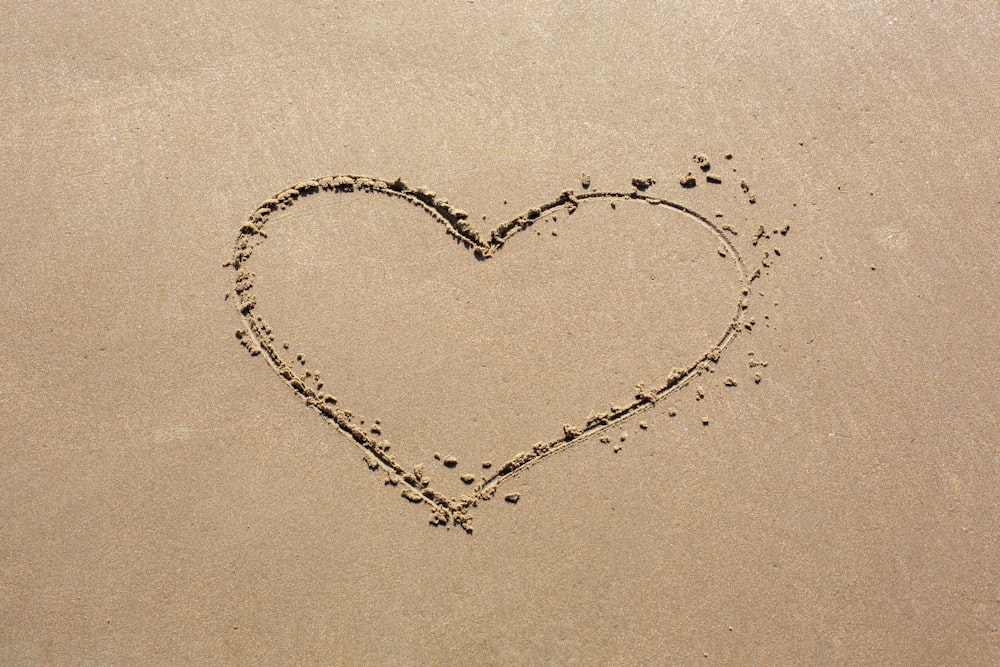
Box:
(2, 2, 997, 664)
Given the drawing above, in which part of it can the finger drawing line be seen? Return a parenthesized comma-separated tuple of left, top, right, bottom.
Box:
(229, 174, 758, 532)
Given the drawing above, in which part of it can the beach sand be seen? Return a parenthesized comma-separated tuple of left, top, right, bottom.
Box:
(2, 2, 997, 664)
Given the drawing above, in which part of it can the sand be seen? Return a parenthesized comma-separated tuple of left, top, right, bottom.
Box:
(2, 2, 998, 664)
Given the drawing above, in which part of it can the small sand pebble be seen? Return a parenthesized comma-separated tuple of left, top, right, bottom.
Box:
(613, 444, 622, 453)
(631, 177, 655, 191)
(505, 493, 520, 504)
(619, 432, 627, 442)
(668, 408, 677, 417)
(702, 418, 710, 425)
(443, 456, 458, 467)
(639, 421, 648, 430)
(460, 474, 475, 484)
(581, 173, 591, 189)
(724, 378, 737, 387)
(679, 172, 697, 188)
(482, 461, 493, 469)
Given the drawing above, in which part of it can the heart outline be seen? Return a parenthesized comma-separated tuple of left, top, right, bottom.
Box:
(230, 175, 752, 531)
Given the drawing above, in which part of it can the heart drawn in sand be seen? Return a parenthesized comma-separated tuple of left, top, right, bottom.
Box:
(230, 175, 753, 531)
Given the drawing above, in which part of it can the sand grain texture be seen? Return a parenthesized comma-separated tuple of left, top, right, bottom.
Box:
(2, 2, 998, 664)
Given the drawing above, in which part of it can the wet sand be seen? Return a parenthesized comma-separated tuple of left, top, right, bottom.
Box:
(2, 2, 997, 664)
